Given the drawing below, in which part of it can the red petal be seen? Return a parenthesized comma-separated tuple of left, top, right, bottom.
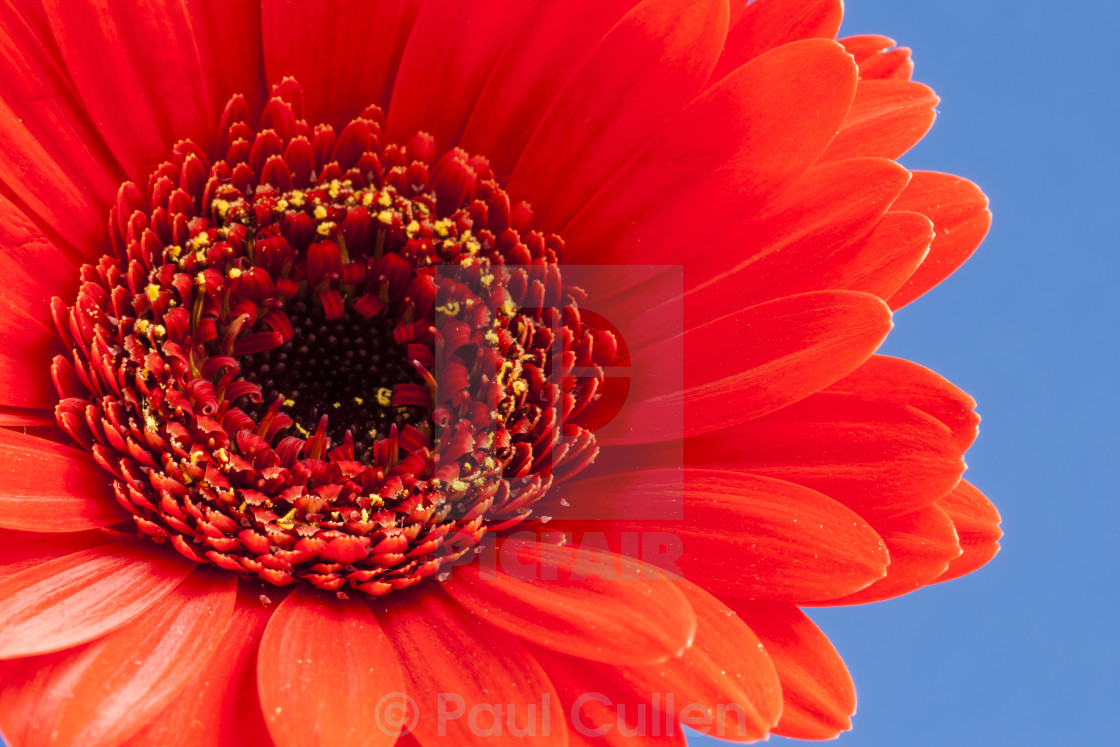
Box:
(123, 586, 273, 747)
(822, 79, 938, 162)
(0, 540, 196, 659)
(381, 590, 564, 746)
(264, 0, 422, 125)
(563, 39, 857, 264)
(804, 209, 934, 300)
(887, 171, 991, 308)
(506, 0, 729, 232)
(684, 392, 965, 519)
(728, 600, 856, 740)
(0, 527, 118, 577)
(42, 0, 227, 181)
(0, 407, 57, 427)
(442, 538, 697, 665)
(933, 480, 1002, 584)
(188, 0, 266, 120)
(537, 653, 688, 747)
(0, 569, 235, 747)
(547, 581, 783, 742)
(551, 470, 889, 602)
(840, 34, 914, 81)
(459, 0, 641, 179)
(386, 0, 536, 152)
(710, 0, 842, 82)
(566, 730, 684, 747)
(0, 199, 72, 410)
(839, 34, 898, 63)
(809, 503, 961, 605)
(258, 585, 403, 747)
(827, 354, 980, 451)
(0, 301, 61, 410)
(608, 291, 892, 443)
(0, 429, 128, 532)
(680, 157, 910, 324)
(0, 4, 121, 256)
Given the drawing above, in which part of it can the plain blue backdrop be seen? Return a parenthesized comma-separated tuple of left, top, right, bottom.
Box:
(2, 1, 1116, 746)
(694, 0, 1120, 745)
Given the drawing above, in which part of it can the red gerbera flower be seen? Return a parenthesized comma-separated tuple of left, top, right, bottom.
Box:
(0, 0, 1002, 745)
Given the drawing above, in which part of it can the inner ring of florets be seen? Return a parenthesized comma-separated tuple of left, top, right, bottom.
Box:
(51, 79, 611, 595)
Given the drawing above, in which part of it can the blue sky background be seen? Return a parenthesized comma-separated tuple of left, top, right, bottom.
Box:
(696, 0, 1120, 745)
(2, 1, 1115, 746)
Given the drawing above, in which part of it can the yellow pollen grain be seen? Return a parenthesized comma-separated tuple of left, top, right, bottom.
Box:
(465, 239, 481, 255)
(167, 245, 182, 260)
(313, 205, 328, 220)
(449, 479, 469, 492)
(361, 191, 375, 207)
(294, 423, 310, 437)
(290, 191, 306, 207)
(227, 268, 242, 279)
(378, 191, 393, 208)
(480, 274, 494, 287)
(332, 401, 341, 409)
(215, 447, 229, 463)
(283, 397, 296, 407)
(484, 330, 499, 345)
(353, 396, 364, 405)
(277, 507, 298, 529)
(377, 210, 394, 224)
(273, 199, 289, 212)
(376, 387, 393, 406)
(512, 380, 528, 395)
(145, 284, 160, 303)
(135, 318, 150, 334)
(328, 179, 342, 199)
(434, 219, 451, 238)
(214, 199, 231, 217)
(151, 324, 166, 338)
(406, 220, 420, 237)
(501, 299, 517, 317)
(436, 301, 461, 316)
(316, 221, 336, 236)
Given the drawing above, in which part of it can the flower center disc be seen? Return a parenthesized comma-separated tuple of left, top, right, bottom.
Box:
(53, 84, 612, 595)
(239, 302, 427, 456)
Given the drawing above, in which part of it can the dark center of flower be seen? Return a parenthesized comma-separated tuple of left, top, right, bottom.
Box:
(51, 79, 613, 596)
(239, 302, 427, 458)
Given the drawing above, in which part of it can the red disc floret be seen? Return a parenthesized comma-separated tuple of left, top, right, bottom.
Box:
(50, 79, 613, 595)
